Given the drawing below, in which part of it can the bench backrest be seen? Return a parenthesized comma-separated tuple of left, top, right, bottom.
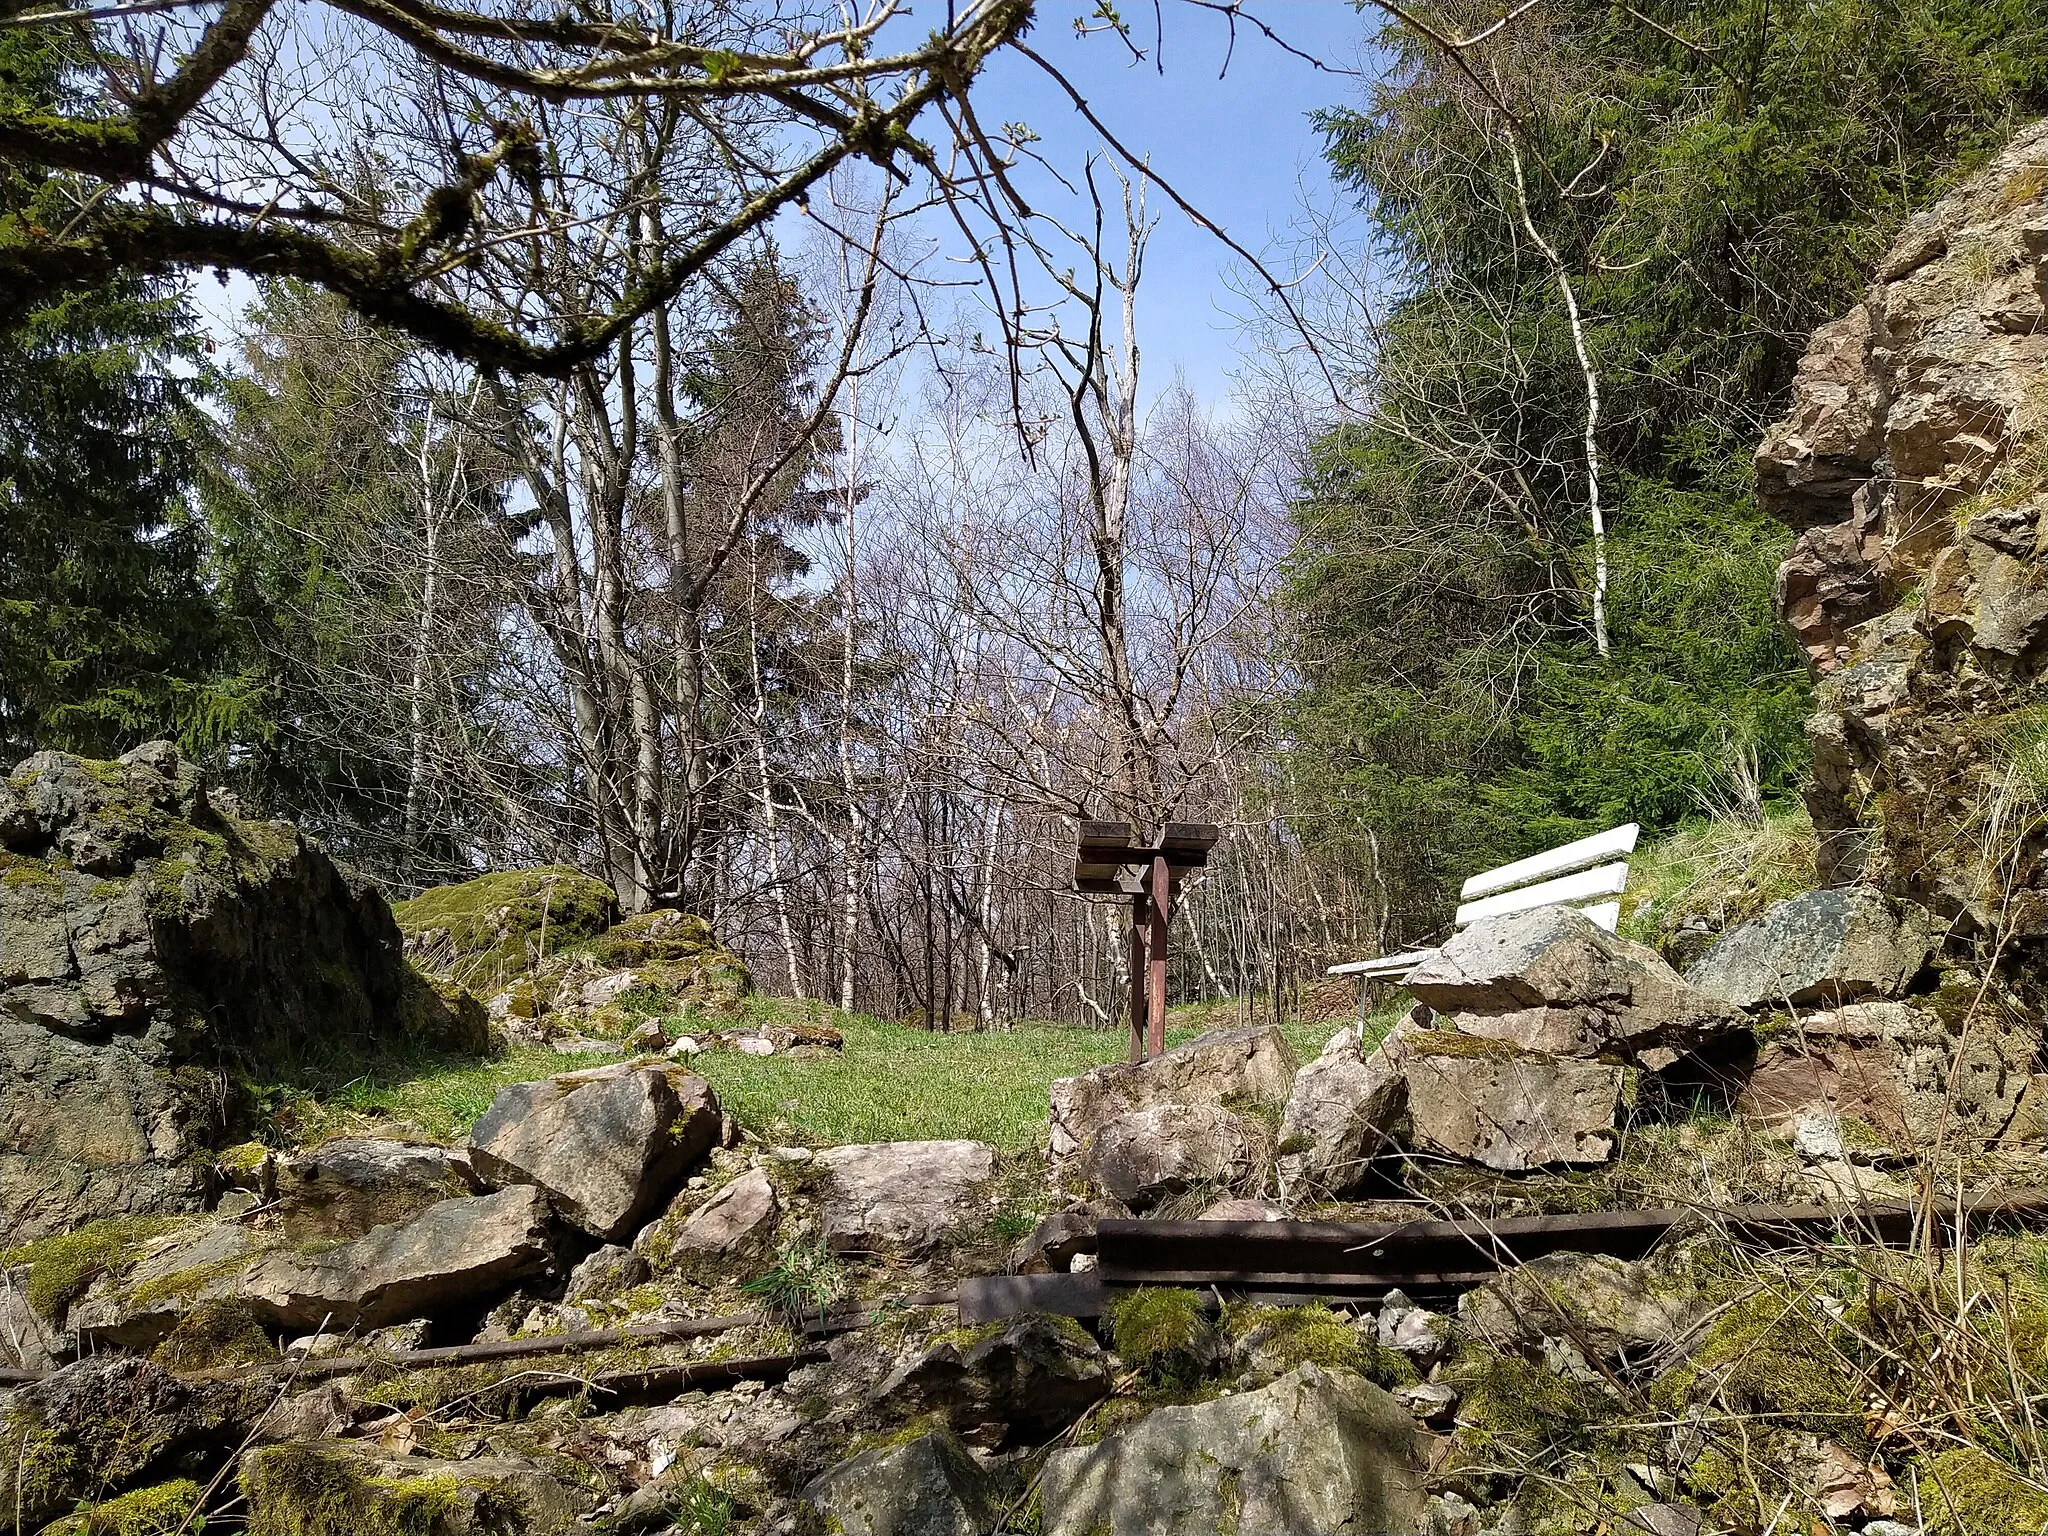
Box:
(1452, 821, 1639, 933)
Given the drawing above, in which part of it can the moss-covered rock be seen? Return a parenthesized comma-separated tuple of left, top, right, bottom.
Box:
(1226, 1301, 1415, 1389)
(394, 867, 618, 992)
(1109, 1287, 1217, 1390)
(1922, 1447, 2048, 1534)
(42, 1478, 205, 1536)
(241, 1441, 593, 1535)
(0, 743, 481, 1245)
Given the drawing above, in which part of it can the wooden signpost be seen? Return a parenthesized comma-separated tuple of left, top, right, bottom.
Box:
(1073, 820, 1221, 1062)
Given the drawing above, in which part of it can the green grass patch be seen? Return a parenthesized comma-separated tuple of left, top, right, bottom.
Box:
(271, 1002, 1334, 1150)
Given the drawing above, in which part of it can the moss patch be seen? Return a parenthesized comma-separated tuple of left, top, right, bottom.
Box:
(1109, 1287, 1214, 1389)
(153, 1298, 275, 1372)
(243, 1443, 527, 1536)
(1452, 1345, 1615, 1460)
(1225, 1302, 1415, 1388)
(394, 867, 618, 990)
(1, 1214, 196, 1319)
(1649, 1285, 1867, 1439)
(1923, 1447, 2048, 1535)
(43, 1478, 205, 1536)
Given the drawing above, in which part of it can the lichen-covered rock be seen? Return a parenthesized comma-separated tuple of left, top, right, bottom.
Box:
(1048, 1025, 1297, 1162)
(1733, 995, 2034, 1150)
(273, 1137, 482, 1242)
(635, 1166, 778, 1272)
(0, 1355, 252, 1531)
(1276, 1019, 1418, 1197)
(1756, 118, 2048, 931)
(814, 1140, 996, 1255)
(1459, 1250, 1713, 1365)
(241, 1442, 593, 1536)
(1685, 887, 1938, 1009)
(879, 1313, 1110, 1446)
(0, 743, 480, 1245)
(800, 1428, 996, 1536)
(235, 1185, 557, 1331)
(1038, 1362, 1428, 1536)
(1081, 1102, 1258, 1210)
(1403, 1037, 1623, 1170)
(469, 1064, 720, 1241)
(1407, 907, 1736, 1064)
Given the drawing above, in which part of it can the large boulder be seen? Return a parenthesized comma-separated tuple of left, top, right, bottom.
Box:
(469, 1064, 720, 1241)
(1082, 1102, 1258, 1210)
(814, 1140, 996, 1255)
(1048, 1025, 1296, 1161)
(801, 1428, 996, 1536)
(1407, 907, 1735, 1065)
(1038, 1362, 1428, 1536)
(1403, 1037, 1623, 1171)
(1685, 887, 1937, 1010)
(1276, 1020, 1419, 1197)
(235, 1185, 556, 1331)
(1756, 118, 2048, 932)
(879, 1313, 1110, 1446)
(0, 743, 480, 1244)
(0, 1356, 250, 1531)
(273, 1137, 482, 1242)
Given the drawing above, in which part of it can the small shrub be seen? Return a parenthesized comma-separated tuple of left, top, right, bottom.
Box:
(742, 1240, 847, 1329)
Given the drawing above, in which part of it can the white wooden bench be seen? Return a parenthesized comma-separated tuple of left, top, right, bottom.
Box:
(1327, 822, 1642, 986)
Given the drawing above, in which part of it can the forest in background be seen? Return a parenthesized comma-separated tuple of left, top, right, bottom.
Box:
(6, 0, 2048, 1030)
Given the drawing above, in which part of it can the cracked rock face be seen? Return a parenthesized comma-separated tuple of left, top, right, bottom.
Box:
(0, 743, 480, 1244)
(1756, 119, 2048, 931)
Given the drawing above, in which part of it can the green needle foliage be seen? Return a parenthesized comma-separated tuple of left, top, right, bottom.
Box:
(1287, 0, 2048, 941)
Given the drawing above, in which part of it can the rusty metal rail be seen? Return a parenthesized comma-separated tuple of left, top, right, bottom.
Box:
(959, 1191, 2048, 1324)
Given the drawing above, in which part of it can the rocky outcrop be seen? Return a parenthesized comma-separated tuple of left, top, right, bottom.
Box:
(235, 1185, 557, 1331)
(0, 1356, 251, 1530)
(1048, 1025, 1296, 1161)
(0, 743, 479, 1244)
(1686, 887, 1938, 1009)
(469, 1064, 720, 1241)
(1756, 119, 2048, 930)
(1407, 906, 1736, 1065)
(399, 873, 753, 1047)
(1733, 995, 2035, 1150)
(1038, 1363, 1427, 1536)
(1403, 1037, 1623, 1170)
(814, 1140, 997, 1255)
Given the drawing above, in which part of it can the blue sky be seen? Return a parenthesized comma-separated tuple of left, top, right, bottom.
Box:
(960, 1, 1373, 401)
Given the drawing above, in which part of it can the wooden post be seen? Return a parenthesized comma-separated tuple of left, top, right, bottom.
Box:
(1147, 854, 1170, 1060)
(1128, 894, 1148, 1064)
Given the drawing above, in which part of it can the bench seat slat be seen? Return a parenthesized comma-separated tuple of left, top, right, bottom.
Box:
(1454, 859, 1629, 926)
(1458, 822, 1639, 902)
